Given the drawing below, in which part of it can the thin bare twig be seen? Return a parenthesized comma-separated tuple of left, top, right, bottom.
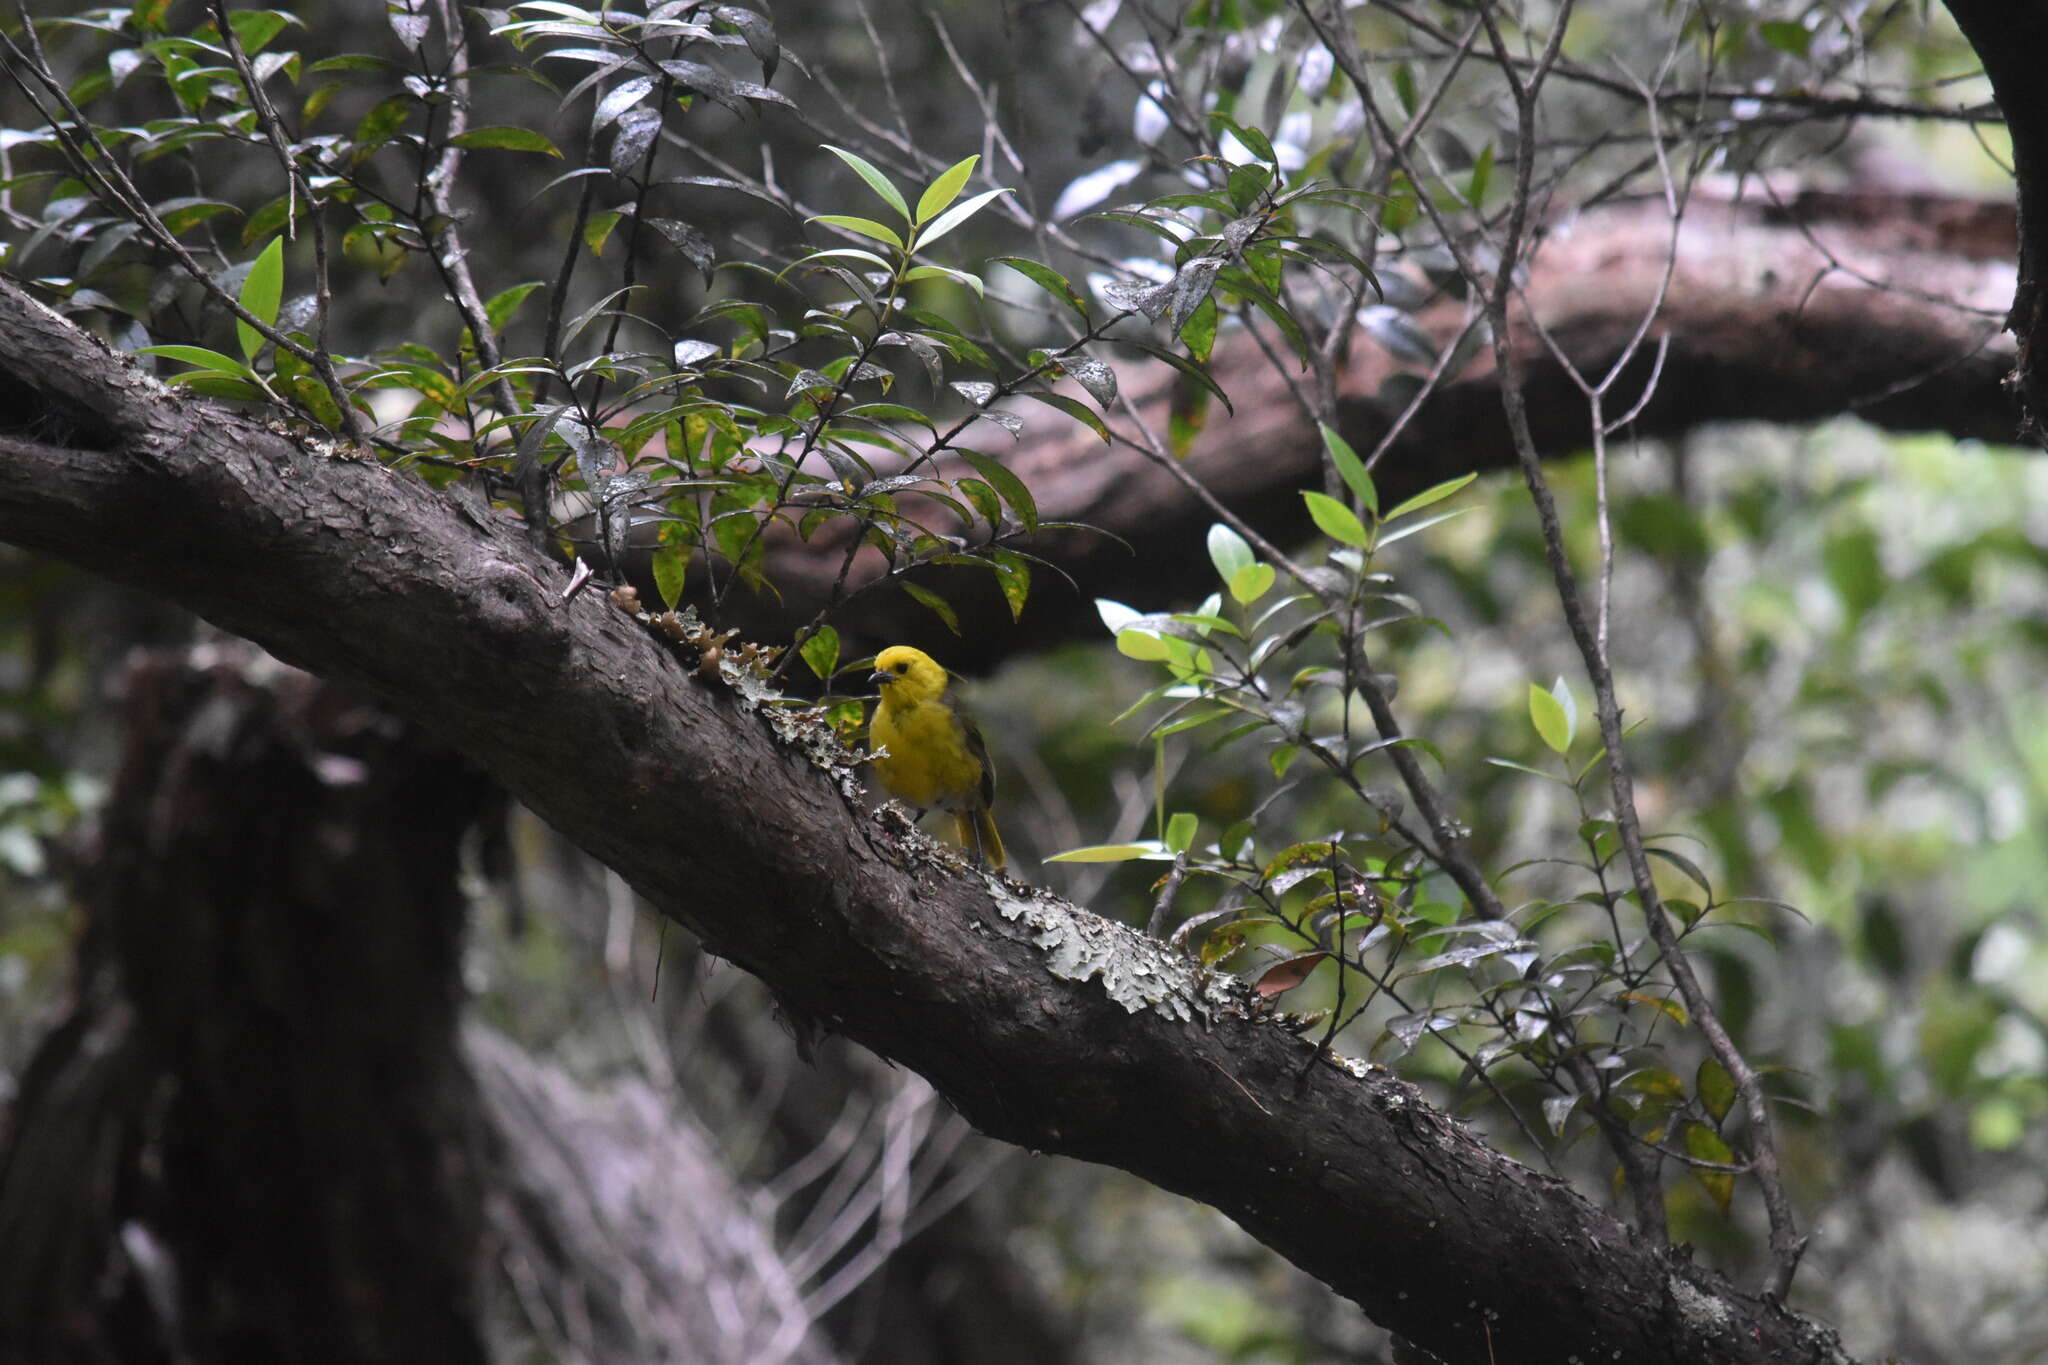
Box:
(1297, 0, 1678, 1243)
(1471, 0, 1804, 1294)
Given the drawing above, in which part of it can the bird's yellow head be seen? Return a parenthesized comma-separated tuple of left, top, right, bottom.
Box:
(870, 645, 950, 705)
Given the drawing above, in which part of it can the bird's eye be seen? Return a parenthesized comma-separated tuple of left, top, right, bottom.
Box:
(895, 662, 909, 673)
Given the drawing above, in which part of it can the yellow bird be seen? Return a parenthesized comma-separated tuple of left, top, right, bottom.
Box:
(868, 645, 1006, 869)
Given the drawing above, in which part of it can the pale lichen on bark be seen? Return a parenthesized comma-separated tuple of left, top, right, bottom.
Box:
(987, 883, 1249, 1022)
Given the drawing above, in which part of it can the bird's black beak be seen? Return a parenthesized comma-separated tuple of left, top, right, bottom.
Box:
(869, 670, 892, 687)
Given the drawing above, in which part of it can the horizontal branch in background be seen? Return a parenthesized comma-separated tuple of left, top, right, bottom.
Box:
(1941, 0, 2048, 440)
(0, 279, 1857, 1365)
(730, 189, 2018, 669)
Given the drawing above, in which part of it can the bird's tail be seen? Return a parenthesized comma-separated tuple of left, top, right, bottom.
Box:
(952, 809, 1007, 869)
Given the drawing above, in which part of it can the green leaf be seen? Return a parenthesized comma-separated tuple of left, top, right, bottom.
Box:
(1229, 562, 1274, 605)
(1757, 19, 1811, 56)
(901, 580, 960, 634)
(172, 374, 265, 401)
(1466, 142, 1494, 207)
(1096, 598, 1141, 634)
(1696, 1058, 1737, 1124)
(809, 214, 905, 250)
(1207, 522, 1253, 583)
(1302, 490, 1369, 548)
(1374, 506, 1474, 548)
(1224, 161, 1271, 213)
(899, 264, 986, 297)
(1620, 1067, 1686, 1099)
(1115, 337, 1231, 415)
(310, 53, 403, 73)
(226, 8, 298, 55)
(800, 625, 840, 680)
(1165, 811, 1198, 854)
(991, 551, 1030, 620)
(1318, 423, 1377, 514)
(583, 210, 622, 257)
(958, 451, 1037, 531)
(821, 144, 910, 222)
(991, 256, 1089, 319)
(916, 188, 1011, 248)
(137, 343, 257, 381)
(240, 193, 297, 246)
(790, 245, 896, 276)
(1529, 681, 1571, 754)
(1153, 709, 1228, 739)
(651, 543, 686, 609)
(1549, 675, 1577, 748)
(158, 198, 240, 236)
(236, 235, 284, 362)
(1646, 844, 1713, 897)
(1178, 294, 1218, 365)
(1211, 113, 1276, 165)
(916, 154, 979, 225)
(485, 281, 544, 335)
(342, 223, 408, 280)
(1261, 843, 1343, 888)
(1822, 525, 1886, 623)
(1484, 756, 1568, 783)
(1621, 991, 1689, 1028)
(955, 477, 1001, 525)
(1681, 1121, 1736, 1213)
(1020, 389, 1109, 443)
(352, 94, 413, 150)
(448, 126, 562, 156)
(1116, 628, 1172, 662)
(1384, 471, 1477, 520)
(1045, 841, 1168, 863)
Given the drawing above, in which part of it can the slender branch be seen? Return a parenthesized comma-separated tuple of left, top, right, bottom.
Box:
(412, 0, 559, 559)
(1465, 0, 1804, 1295)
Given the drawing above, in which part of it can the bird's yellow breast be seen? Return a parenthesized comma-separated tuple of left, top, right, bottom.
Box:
(871, 697, 983, 811)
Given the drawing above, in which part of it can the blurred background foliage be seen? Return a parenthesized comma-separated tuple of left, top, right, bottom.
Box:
(978, 420, 2048, 1359)
(4, 0, 2046, 1360)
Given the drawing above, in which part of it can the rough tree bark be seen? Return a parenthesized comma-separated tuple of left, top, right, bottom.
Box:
(0, 651, 494, 1364)
(1943, 0, 2048, 441)
(0, 648, 859, 1365)
(0, 280, 1856, 1364)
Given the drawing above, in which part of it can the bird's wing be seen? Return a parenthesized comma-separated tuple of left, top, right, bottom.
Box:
(954, 702, 997, 809)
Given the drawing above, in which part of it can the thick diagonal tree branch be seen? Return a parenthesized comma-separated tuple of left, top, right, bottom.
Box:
(0, 279, 1855, 1364)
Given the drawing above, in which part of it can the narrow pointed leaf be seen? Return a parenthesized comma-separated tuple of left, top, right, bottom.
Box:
(1385, 471, 1477, 520)
(916, 188, 1011, 248)
(821, 144, 909, 221)
(236, 235, 284, 362)
(1302, 490, 1368, 548)
(1318, 422, 1377, 514)
(916, 154, 979, 225)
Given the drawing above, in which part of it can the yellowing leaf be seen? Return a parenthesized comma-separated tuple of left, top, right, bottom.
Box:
(1529, 681, 1570, 754)
(1302, 490, 1368, 548)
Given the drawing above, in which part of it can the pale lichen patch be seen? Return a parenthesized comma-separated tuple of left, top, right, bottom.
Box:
(1667, 1273, 1731, 1335)
(607, 591, 868, 801)
(987, 884, 1247, 1023)
(750, 693, 866, 800)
